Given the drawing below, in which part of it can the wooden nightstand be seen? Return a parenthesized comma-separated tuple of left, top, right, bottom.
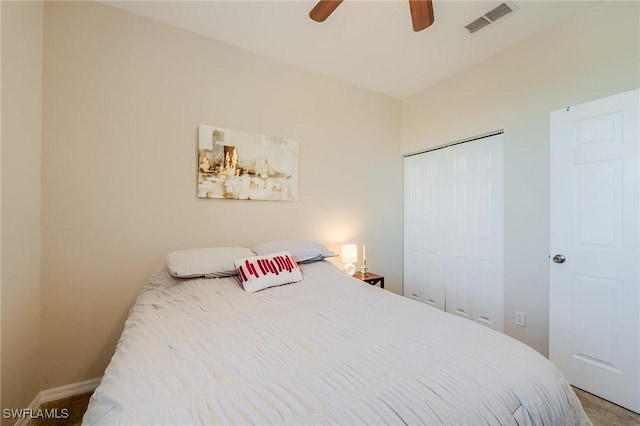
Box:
(353, 272, 384, 289)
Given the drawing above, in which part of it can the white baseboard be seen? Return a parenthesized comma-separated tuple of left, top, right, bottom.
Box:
(14, 391, 43, 426)
(40, 377, 102, 403)
(13, 378, 101, 426)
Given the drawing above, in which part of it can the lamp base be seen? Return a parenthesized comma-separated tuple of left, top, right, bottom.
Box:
(344, 263, 356, 276)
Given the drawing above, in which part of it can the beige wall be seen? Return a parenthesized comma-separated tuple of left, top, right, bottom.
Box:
(402, 1, 640, 356)
(40, 1, 402, 388)
(1, 0, 44, 419)
(1, 0, 3, 410)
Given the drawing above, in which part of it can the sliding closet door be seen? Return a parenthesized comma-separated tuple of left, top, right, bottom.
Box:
(404, 134, 504, 331)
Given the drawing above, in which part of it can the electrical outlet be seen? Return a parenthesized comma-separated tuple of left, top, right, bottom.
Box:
(515, 311, 526, 327)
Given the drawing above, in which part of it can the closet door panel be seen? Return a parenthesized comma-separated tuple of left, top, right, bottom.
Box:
(471, 139, 504, 331)
(446, 145, 473, 319)
(404, 154, 446, 310)
(404, 134, 504, 331)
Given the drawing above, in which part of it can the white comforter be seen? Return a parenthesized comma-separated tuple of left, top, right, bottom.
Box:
(84, 261, 590, 425)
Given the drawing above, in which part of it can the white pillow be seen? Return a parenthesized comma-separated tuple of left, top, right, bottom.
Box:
(235, 251, 303, 293)
(251, 240, 336, 263)
(166, 246, 255, 278)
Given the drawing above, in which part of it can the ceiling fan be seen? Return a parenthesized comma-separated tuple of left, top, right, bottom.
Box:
(309, 0, 435, 32)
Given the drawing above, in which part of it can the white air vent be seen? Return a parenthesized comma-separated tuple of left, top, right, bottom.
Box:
(465, 2, 519, 34)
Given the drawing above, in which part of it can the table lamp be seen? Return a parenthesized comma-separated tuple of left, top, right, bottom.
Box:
(341, 244, 358, 276)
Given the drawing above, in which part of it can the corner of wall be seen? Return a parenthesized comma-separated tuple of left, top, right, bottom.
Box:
(1, 0, 44, 421)
(0, 0, 4, 410)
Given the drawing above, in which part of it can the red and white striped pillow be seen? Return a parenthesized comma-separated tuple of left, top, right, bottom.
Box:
(234, 251, 302, 293)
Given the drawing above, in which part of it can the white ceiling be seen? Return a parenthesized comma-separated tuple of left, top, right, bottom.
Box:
(104, 1, 595, 99)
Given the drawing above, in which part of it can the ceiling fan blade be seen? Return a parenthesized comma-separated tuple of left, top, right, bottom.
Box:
(409, 0, 435, 32)
(309, 0, 343, 23)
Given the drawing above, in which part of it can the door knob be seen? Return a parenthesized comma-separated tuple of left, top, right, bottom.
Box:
(553, 254, 566, 264)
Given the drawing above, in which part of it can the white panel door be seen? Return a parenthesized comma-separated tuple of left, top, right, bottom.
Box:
(469, 139, 504, 330)
(404, 149, 446, 310)
(446, 145, 473, 320)
(550, 88, 639, 413)
(404, 134, 504, 331)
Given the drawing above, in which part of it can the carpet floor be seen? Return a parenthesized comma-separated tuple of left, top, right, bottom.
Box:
(28, 387, 640, 425)
(573, 387, 640, 426)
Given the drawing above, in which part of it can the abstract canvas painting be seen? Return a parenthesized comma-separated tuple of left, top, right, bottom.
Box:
(197, 125, 299, 201)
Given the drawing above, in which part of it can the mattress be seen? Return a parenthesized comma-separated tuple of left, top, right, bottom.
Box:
(83, 260, 591, 425)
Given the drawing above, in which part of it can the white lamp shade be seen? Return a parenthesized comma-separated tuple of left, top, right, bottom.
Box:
(341, 244, 358, 264)
(341, 244, 358, 276)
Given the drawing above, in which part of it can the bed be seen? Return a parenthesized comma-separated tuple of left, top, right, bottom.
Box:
(83, 242, 591, 425)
